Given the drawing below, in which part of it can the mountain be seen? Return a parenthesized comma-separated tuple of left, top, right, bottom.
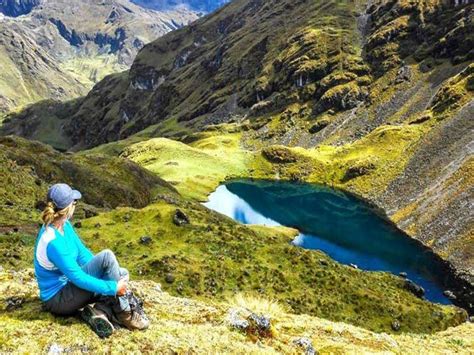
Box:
(0, 0, 473, 347)
(6, 0, 471, 287)
(0, 0, 200, 115)
(131, 0, 230, 13)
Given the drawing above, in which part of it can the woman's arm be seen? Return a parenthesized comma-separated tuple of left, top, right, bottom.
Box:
(66, 221, 94, 266)
(47, 238, 117, 296)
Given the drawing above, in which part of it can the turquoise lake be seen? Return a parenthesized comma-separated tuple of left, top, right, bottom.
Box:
(204, 179, 452, 305)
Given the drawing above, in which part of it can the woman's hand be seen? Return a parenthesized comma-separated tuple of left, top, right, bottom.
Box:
(116, 279, 128, 296)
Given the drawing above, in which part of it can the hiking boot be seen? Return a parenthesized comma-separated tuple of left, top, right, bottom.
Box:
(116, 309, 150, 330)
(80, 305, 115, 338)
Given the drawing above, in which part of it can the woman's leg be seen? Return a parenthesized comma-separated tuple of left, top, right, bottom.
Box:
(81, 250, 131, 314)
(43, 249, 130, 316)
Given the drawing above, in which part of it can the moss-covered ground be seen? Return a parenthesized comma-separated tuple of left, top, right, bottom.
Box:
(1, 269, 473, 353)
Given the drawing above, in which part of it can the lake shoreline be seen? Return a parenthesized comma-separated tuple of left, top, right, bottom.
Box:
(210, 177, 474, 315)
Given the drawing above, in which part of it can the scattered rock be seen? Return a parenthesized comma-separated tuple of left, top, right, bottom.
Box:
(262, 146, 298, 163)
(165, 273, 175, 284)
(308, 119, 330, 134)
(154, 194, 180, 205)
(83, 207, 98, 219)
(395, 65, 411, 83)
(391, 320, 401, 331)
(47, 343, 64, 355)
(173, 209, 190, 226)
(404, 279, 425, 298)
(34, 200, 46, 211)
(349, 263, 358, 269)
(247, 313, 271, 336)
(228, 308, 250, 331)
(443, 290, 457, 300)
(73, 221, 82, 228)
(228, 308, 272, 338)
(139, 236, 153, 245)
(6, 296, 24, 311)
(399, 272, 407, 278)
(342, 162, 376, 182)
(293, 337, 316, 355)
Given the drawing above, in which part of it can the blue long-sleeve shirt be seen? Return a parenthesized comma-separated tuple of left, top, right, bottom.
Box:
(33, 220, 117, 301)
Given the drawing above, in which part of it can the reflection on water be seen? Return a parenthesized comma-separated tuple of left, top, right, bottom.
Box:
(204, 180, 452, 304)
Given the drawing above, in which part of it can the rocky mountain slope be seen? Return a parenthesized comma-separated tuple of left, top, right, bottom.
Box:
(0, 0, 200, 115)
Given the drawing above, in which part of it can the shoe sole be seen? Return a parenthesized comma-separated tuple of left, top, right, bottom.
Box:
(81, 306, 114, 338)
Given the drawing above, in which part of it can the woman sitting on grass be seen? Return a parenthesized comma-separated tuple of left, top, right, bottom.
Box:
(33, 183, 149, 337)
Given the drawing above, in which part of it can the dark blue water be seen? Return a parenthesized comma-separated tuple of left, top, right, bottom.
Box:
(203, 179, 452, 305)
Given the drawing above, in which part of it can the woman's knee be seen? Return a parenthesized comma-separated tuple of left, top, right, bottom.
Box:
(119, 267, 129, 281)
(98, 249, 118, 267)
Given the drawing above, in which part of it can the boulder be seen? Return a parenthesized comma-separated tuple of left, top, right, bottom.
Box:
(293, 337, 317, 355)
(404, 279, 425, 298)
(173, 209, 190, 226)
(139, 236, 153, 245)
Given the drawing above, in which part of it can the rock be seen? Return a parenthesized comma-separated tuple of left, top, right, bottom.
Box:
(319, 259, 328, 266)
(247, 313, 271, 337)
(122, 213, 131, 222)
(47, 343, 64, 355)
(155, 284, 162, 293)
(83, 207, 98, 219)
(6, 296, 24, 311)
(173, 209, 190, 226)
(94, 223, 101, 228)
(349, 263, 358, 269)
(342, 162, 376, 182)
(34, 200, 46, 211)
(139, 236, 153, 245)
(165, 273, 175, 283)
(469, 316, 474, 323)
(308, 119, 330, 134)
(73, 221, 82, 228)
(404, 279, 425, 298)
(228, 308, 272, 337)
(399, 272, 407, 278)
(391, 320, 401, 331)
(5, 200, 14, 206)
(293, 337, 316, 355)
(228, 308, 250, 331)
(443, 290, 457, 300)
(262, 146, 299, 163)
(395, 65, 411, 83)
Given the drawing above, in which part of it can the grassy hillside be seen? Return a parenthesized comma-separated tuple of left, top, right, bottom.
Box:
(1, 268, 473, 353)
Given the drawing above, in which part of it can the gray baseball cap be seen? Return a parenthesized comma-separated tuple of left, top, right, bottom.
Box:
(47, 183, 82, 209)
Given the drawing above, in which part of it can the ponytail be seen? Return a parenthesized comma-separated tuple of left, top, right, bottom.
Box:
(41, 201, 75, 226)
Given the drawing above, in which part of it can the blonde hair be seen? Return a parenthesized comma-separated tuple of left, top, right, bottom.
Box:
(41, 201, 75, 226)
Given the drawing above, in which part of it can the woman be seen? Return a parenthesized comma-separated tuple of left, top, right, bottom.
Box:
(33, 183, 149, 337)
